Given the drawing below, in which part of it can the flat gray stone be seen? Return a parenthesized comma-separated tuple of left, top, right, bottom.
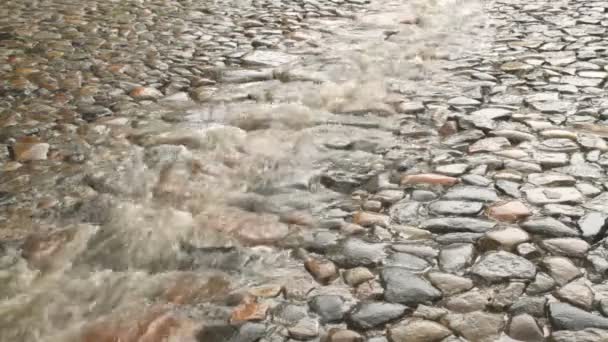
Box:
(542, 257, 582, 286)
(524, 187, 584, 205)
(429, 201, 483, 216)
(469, 137, 511, 153)
(464, 108, 512, 130)
(427, 272, 474, 296)
(385, 253, 430, 271)
(471, 251, 536, 282)
(381, 267, 441, 305)
(348, 302, 408, 329)
(439, 243, 474, 274)
(552, 329, 608, 342)
(389, 200, 422, 225)
(527, 173, 576, 187)
(443, 186, 499, 202)
(521, 217, 580, 237)
(544, 204, 585, 217)
(420, 217, 496, 233)
(328, 238, 387, 267)
(561, 76, 604, 87)
(541, 238, 590, 257)
(550, 303, 608, 331)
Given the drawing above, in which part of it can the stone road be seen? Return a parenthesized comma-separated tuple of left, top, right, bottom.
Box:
(2, 0, 608, 341)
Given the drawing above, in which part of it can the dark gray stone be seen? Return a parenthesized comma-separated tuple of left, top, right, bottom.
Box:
(521, 217, 580, 237)
(347, 302, 408, 329)
(428, 201, 483, 216)
(550, 303, 608, 331)
(384, 252, 430, 271)
(308, 295, 345, 323)
(381, 267, 441, 305)
(389, 200, 422, 224)
(328, 238, 387, 267)
(420, 218, 496, 233)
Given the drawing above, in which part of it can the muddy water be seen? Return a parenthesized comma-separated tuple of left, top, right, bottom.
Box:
(0, 0, 491, 340)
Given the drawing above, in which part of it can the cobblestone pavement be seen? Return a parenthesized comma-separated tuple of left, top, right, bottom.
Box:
(3, 0, 608, 341)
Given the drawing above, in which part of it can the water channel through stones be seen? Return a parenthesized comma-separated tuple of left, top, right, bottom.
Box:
(7, 0, 608, 341)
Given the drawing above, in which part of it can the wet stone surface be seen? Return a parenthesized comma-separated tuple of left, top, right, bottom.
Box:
(4, 0, 608, 340)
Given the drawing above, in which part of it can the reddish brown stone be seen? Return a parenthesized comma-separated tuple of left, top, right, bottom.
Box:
(401, 173, 459, 186)
(11, 136, 49, 161)
(230, 299, 269, 323)
(305, 258, 338, 284)
(81, 306, 196, 342)
(487, 201, 531, 223)
(162, 274, 231, 305)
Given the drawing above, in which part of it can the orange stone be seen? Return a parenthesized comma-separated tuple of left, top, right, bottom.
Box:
(353, 211, 390, 227)
(130, 86, 163, 99)
(487, 201, 531, 223)
(401, 173, 459, 186)
(230, 300, 269, 323)
(12, 137, 49, 161)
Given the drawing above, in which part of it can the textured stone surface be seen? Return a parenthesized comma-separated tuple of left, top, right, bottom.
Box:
(389, 319, 452, 342)
(471, 251, 536, 282)
(5, 0, 608, 339)
(550, 303, 608, 331)
(381, 267, 441, 305)
(347, 302, 407, 329)
(443, 311, 505, 342)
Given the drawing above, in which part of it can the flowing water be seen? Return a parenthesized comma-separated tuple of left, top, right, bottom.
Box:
(0, 0, 492, 340)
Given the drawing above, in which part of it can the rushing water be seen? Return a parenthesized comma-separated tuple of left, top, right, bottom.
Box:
(0, 0, 491, 340)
